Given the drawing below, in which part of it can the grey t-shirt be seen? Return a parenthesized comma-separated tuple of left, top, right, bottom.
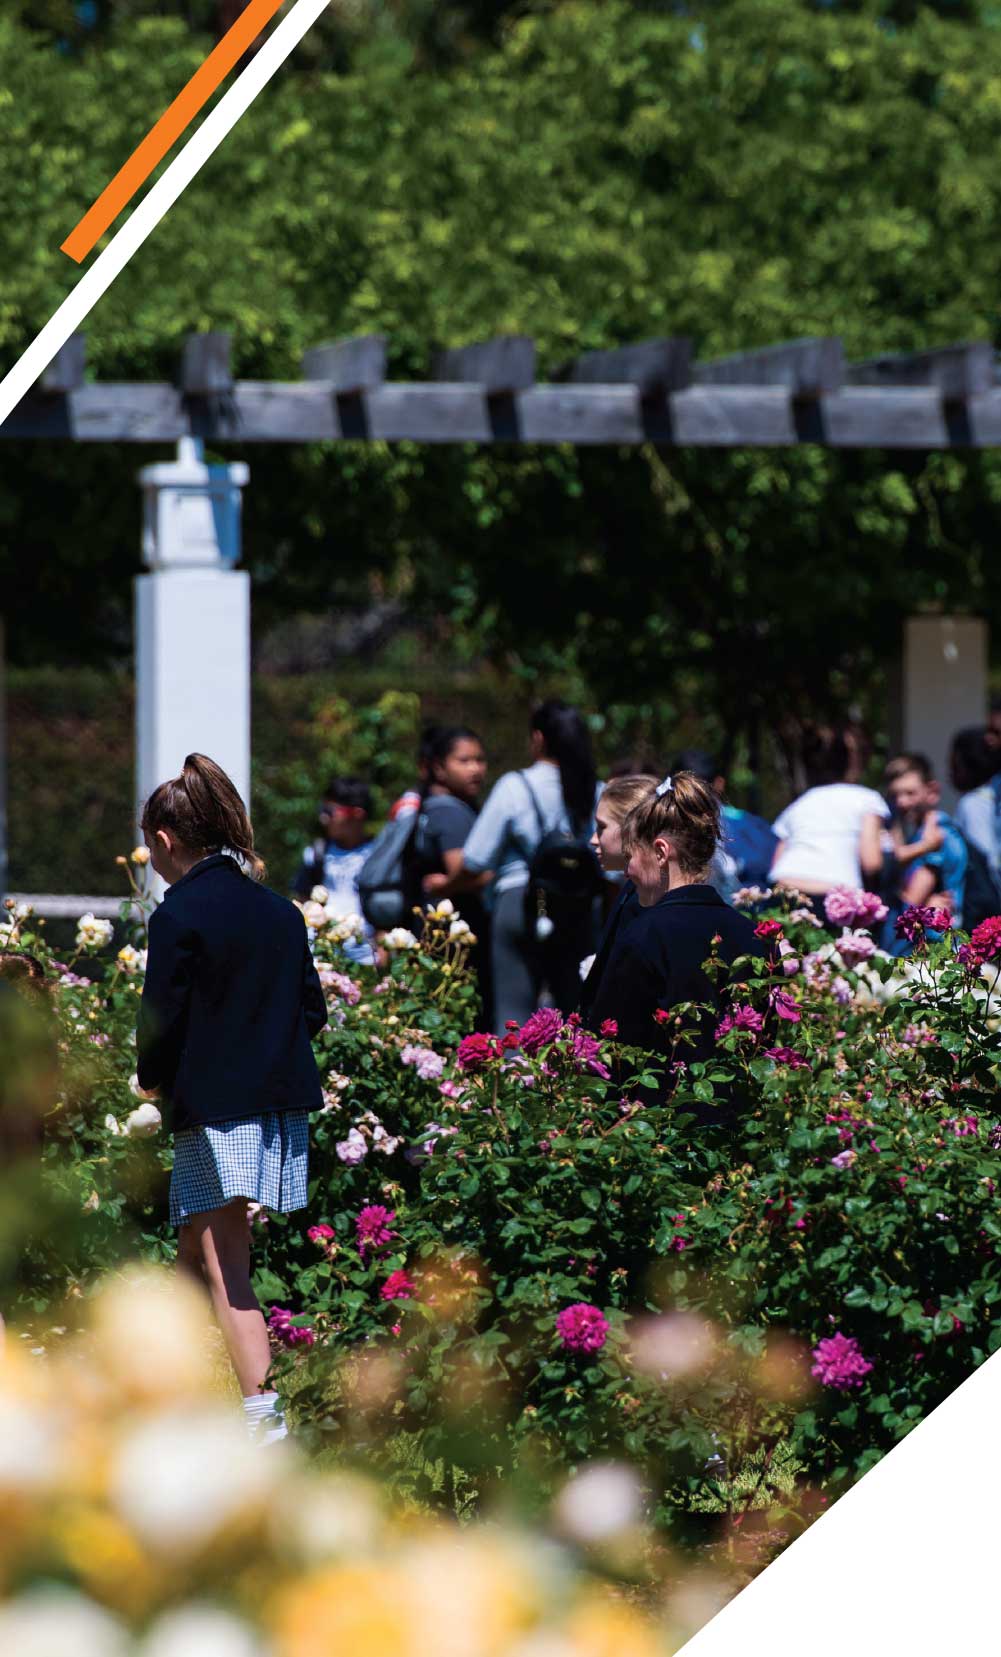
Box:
(463, 762, 600, 896)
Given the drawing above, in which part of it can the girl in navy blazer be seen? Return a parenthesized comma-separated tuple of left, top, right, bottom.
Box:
(579, 771, 658, 1024)
(137, 754, 326, 1443)
(585, 772, 763, 1120)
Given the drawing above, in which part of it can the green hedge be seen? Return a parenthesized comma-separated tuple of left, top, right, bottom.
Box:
(6, 662, 792, 896)
(5, 667, 586, 895)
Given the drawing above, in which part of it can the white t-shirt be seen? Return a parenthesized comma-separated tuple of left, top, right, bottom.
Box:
(771, 784, 890, 890)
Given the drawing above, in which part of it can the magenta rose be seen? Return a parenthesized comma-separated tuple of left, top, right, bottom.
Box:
(518, 1007, 565, 1056)
(556, 1302, 610, 1354)
(456, 1032, 504, 1071)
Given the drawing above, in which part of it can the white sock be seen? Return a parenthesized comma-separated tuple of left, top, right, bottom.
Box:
(243, 1389, 288, 1444)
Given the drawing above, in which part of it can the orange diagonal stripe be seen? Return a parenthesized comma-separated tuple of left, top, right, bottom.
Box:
(62, 0, 289, 263)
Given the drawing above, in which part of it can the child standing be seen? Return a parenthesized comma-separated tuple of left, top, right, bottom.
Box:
(292, 775, 376, 964)
(137, 754, 327, 1443)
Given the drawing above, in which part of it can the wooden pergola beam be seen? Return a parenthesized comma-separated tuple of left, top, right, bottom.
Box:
(1, 325, 1000, 446)
(432, 335, 536, 392)
(694, 336, 844, 396)
(847, 341, 995, 400)
(180, 331, 233, 395)
(301, 334, 387, 392)
(6, 381, 1001, 446)
(39, 333, 86, 394)
(563, 337, 693, 395)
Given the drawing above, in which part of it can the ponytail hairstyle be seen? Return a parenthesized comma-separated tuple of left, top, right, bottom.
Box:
(598, 773, 659, 824)
(141, 753, 265, 881)
(620, 771, 721, 878)
(531, 699, 597, 833)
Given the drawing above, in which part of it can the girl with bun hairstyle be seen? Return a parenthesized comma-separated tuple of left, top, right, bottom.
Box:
(584, 772, 763, 1116)
(137, 754, 327, 1444)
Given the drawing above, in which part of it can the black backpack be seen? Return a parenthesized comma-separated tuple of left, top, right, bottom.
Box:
(958, 829, 1001, 932)
(518, 772, 604, 945)
(357, 811, 422, 931)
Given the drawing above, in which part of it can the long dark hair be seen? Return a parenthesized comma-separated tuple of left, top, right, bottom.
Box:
(531, 699, 597, 832)
(141, 753, 265, 880)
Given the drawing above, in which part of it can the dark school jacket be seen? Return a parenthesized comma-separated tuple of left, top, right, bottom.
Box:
(585, 883, 764, 1119)
(578, 880, 642, 1024)
(137, 853, 327, 1134)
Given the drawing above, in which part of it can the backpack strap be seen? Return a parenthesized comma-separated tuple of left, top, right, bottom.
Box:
(518, 771, 549, 842)
(512, 773, 554, 870)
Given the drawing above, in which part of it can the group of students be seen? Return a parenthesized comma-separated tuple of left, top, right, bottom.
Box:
(291, 698, 1001, 1035)
(4, 700, 999, 1445)
(765, 718, 1001, 948)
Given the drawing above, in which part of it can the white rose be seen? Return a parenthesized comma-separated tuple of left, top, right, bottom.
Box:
(309, 884, 330, 905)
(448, 918, 472, 940)
(104, 1113, 122, 1137)
(431, 898, 456, 919)
(124, 1102, 162, 1137)
(110, 1406, 279, 1555)
(140, 1607, 266, 1657)
(0, 1590, 129, 1657)
(117, 944, 147, 975)
(383, 928, 418, 951)
(329, 913, 366, 942)
(76, 913, 114, 950)
(14, 901, 33, 921)
(302, 901, 329, 930)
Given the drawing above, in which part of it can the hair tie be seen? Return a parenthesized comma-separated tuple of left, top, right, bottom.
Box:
(655, 775, 674, 798)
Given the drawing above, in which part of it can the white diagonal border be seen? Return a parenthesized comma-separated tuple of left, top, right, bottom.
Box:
(0, 0, 329, 430)
(676, 1341, 1001, 1654)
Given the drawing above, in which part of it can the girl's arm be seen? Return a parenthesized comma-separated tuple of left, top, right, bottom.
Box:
(901, 865, 939, 909)
(858, 812, 886, 879)
(424, 851, 493, 898)
(136, 908, 196, 1092)
(460, 776, 516, 881)
(893, 811, 944, 868)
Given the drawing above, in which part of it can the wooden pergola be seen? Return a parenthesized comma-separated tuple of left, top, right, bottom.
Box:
(2, 331, 1000, 448)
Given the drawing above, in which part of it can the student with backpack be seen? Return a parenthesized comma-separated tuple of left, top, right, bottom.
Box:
(137, 754, 327, 1445)
(950, 727, 1001, 930)
(459, 700, 604, 1033)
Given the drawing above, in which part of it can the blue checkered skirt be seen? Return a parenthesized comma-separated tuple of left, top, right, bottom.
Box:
(169, 1109, 310, 1227)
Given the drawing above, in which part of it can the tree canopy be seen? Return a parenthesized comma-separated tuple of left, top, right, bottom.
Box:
(1, 0, 1000, 757)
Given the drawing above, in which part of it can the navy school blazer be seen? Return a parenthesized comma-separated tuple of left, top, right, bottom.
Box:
(578, 880, 643, 1024)
(136, 853, 327, 1134)
(584, 883, 764, 1117)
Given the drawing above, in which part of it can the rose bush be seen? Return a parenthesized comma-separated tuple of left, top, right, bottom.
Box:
(5, 866, 1001, 1576)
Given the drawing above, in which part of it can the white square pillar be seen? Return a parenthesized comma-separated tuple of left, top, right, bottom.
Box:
(135, 567, 251, 810)
(135, 439, 251, 827)
(903, 615, 988, 810)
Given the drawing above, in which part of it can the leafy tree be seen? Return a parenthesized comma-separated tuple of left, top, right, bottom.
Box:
(1, 0, 1001, 764)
